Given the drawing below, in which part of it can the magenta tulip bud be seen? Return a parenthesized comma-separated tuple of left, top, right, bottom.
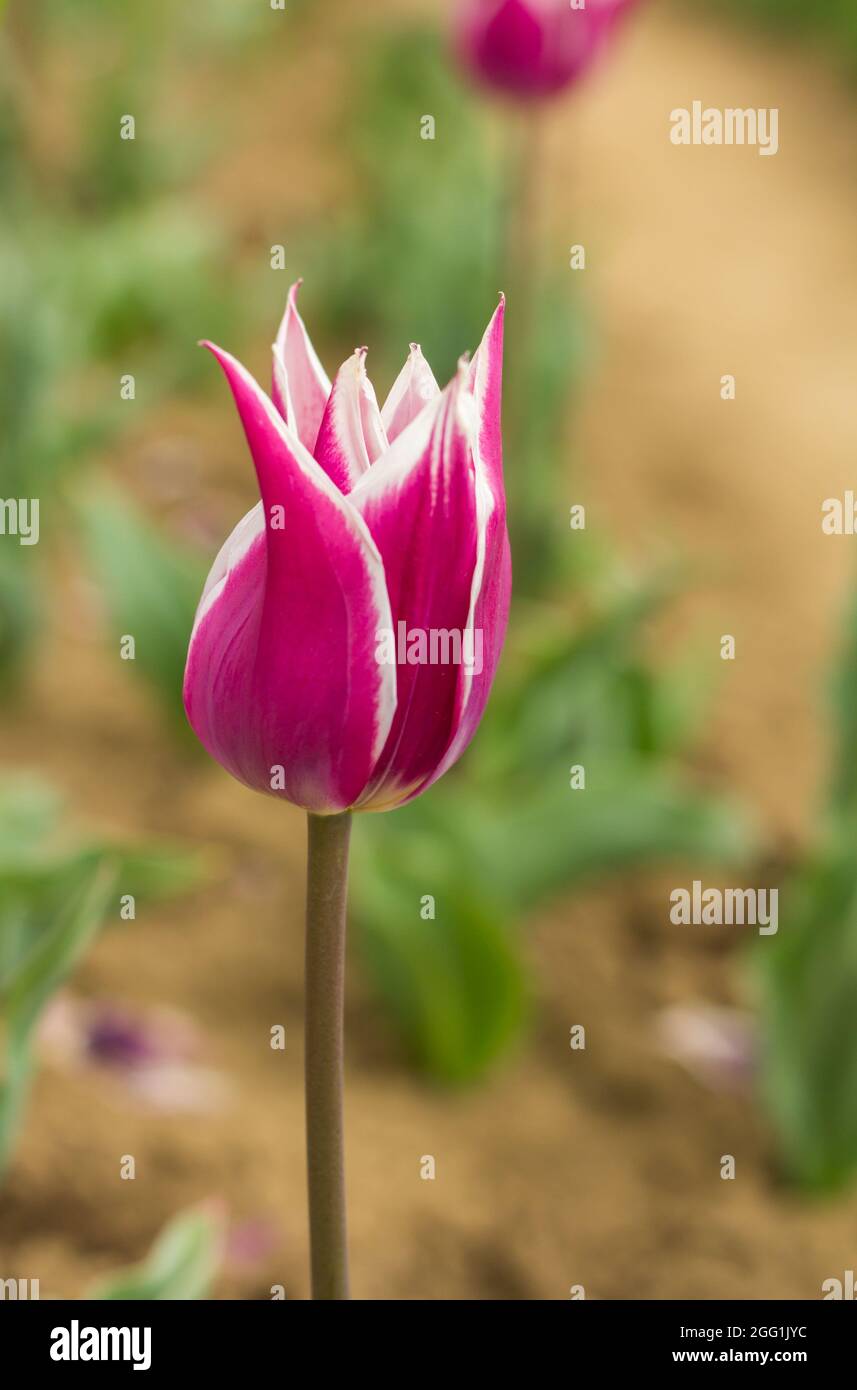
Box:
(453, 0, 639, 102)
(183, 284, 511, 815)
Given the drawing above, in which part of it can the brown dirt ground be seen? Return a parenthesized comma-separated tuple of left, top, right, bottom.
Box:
(3, 2, 857, 1299)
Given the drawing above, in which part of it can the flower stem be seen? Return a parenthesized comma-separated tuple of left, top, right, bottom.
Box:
(304, 810, 352, 1300)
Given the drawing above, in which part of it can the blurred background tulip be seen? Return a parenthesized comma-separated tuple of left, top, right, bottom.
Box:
(453, 0, 639, 101)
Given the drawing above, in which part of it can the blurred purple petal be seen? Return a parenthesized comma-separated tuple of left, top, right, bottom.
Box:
(657, 1004, 756, 1091)
(40, 997, 229, 1113)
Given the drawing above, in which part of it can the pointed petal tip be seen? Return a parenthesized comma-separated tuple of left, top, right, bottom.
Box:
(275, 279, 306, 349)
(201, 340, 250, 383)
(475, 294, 505, 359)
(349, 346, 370, 379)
(200, 338, 228, 363)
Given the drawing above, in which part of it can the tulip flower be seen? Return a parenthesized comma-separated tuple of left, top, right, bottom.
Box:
(454, 0, 639, 101)
(184, 283, 510, 816)
(183, 283, 509, 1299)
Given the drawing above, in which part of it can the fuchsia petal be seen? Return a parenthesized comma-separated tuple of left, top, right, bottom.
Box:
(271, 280, 331, 452)
(348, 368, 481, 810)
(184, 290, 510, 818)
(455, 0, 629, 101)
(184, 344, 395, 813)
(464, 0, 549, 96)
(313, 349, 388, 495)
(380, 343, 440, 443)
(404, 295, 511, 801)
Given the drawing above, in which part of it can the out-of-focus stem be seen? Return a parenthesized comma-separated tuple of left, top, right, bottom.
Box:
(304, 810, 352, 1301)
(504, 104, 542, 350)
(502, 105, 550, 592)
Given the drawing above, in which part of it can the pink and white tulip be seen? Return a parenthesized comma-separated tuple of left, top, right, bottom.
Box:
(183, 284, 510, 815)
(453, 0, 639, 102)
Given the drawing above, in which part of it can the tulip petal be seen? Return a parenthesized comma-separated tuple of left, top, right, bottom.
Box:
(401, 295, 510, 803)
(185, 344, 395, 813)
(380, 343, 440, 443)
(271, 280, 331, 452)
(466, 293, 506, 504)
(419, 519, 511, 799)
(348, 368, 481, 809)
(456, 0, 617, 100)
(313, 349, 388, 494)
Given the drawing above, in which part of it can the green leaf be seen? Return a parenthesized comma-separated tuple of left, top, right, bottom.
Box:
(0, 855, 117, 1178)
(4, 856, 116, 1035)
(87, 1205, 224, 1301)
(468, 765, 756, 913)
(352, 811, 528, 1085)
(754, 831, 857, 1193)
(827, 580, 857, 817)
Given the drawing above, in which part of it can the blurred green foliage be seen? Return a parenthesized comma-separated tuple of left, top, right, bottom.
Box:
(0, 776, 203, 1178)
(755, 582, 857, 1193)
(0, 0, 252, 695)
(0, 851, 115, 1177)
(77, 484, 205, 737)
(756, 835, 857, 1193)
(828, 582, 857, 820)
(7, 0, 276, 52)
(355, 821, 527, 1085)
(355, 581, 755, 1083)
(305, 30, 505, 384)
(709, 0, 857, 68)
(87, 1205, 224, 1300)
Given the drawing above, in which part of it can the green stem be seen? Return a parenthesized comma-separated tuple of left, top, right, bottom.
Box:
(304, 810, 352, 1300)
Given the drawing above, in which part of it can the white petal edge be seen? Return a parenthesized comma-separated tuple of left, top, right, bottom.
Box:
(380, 343, 441, 441)
(274, 282, 332, 402)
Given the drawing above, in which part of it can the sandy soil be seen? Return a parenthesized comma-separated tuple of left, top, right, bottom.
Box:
(3, 3, 857, 1300)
